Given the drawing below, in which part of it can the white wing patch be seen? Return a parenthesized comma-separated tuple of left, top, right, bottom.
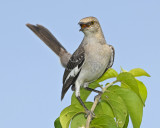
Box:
(64, 66, 81, 84)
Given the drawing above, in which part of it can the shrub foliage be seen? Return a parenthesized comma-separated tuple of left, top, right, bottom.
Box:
(54, 68, 150, 128)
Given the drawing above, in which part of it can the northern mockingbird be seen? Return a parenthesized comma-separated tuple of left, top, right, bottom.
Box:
(26, 16, 115, 117)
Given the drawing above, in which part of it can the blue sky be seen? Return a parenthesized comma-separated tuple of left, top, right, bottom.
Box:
(0, 0, 159, 128)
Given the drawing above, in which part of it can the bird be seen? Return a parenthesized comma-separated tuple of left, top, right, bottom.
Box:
(26, 16, 115, 117)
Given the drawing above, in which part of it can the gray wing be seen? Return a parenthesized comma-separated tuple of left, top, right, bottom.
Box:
(108, 45, 115, 68)
(61, 46, 85, 100)
(100, 45, 115, 77)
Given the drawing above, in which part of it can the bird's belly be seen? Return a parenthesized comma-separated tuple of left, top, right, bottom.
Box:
(83, 61, 108, 82)
(78, 54, 110, 84)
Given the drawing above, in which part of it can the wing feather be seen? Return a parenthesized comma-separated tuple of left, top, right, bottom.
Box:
(61, 47, 85, 100)
(98, 45, 115, 78)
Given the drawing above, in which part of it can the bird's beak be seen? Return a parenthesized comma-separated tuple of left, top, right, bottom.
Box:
(79, 22, 89, 31)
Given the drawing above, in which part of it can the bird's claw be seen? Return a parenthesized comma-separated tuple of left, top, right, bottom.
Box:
(94, 93, 102, 101)
(85, 110, 95, 118)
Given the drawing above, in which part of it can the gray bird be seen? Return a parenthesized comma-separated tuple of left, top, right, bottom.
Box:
(26, 16, 115, 117)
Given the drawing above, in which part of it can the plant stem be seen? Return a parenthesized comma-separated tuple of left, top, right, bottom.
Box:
(85, 93, 101, 128)
(85, 80, 118, 128)
(102, 80, 118, 92)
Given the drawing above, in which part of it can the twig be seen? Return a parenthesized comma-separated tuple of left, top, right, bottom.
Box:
(85, 94, 101, 128)
(85, 80, 118, 128)
(102, 80, 118, 92)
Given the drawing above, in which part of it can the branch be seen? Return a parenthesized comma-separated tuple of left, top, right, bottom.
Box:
(85, 93, 101, 128)
(102, 80, 119, 92)
(85, 80, 118, 128)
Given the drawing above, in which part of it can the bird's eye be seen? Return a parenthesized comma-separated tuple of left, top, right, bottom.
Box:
(91, 21, 94, 25)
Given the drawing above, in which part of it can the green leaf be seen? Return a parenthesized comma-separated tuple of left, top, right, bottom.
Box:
(54, 117, 62, 128)
(129, 68, 150, 77)
(60, 102, 92, 128)
(94, 101, 114, 118)
(101, 90, 127, 128)
(60, 104, 84, 128)
(90, 114, 117, 128)
(71, 82, 99, 105)
(120, 67, 128, 72)
(117, 72, 140, 99)
(123, 114, 129, 128)
(96, 68, 118, 83)
(109, 86, 143, 128)
(71, 114, 86, 128)
(136, 80, 147, 104)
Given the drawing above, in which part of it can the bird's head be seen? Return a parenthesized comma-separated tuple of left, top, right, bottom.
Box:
(78, 17, 101, 35)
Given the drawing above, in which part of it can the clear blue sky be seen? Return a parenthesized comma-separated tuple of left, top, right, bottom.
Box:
(0, 0, 159, 128)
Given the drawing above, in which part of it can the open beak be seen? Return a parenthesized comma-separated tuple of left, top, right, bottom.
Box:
(79, 22, 90, 31)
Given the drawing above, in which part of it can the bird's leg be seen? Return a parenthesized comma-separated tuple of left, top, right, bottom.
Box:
(84, 87, 102, 101)
(75, 81, 95, 118)
(84, 87, 102, 94)
(77, 96, 88, 111)
(77, 96, 95, 118)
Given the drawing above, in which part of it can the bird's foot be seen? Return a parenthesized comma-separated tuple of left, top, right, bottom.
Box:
(85, 109, 95, 118)
(94, 93, 102, 101)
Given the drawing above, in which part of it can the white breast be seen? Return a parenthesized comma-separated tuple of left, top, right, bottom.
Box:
(77, 42, 111, 85)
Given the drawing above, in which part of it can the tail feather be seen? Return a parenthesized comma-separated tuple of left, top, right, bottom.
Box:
(26, 24, 66, 56)
(26, 24, 71, 67)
